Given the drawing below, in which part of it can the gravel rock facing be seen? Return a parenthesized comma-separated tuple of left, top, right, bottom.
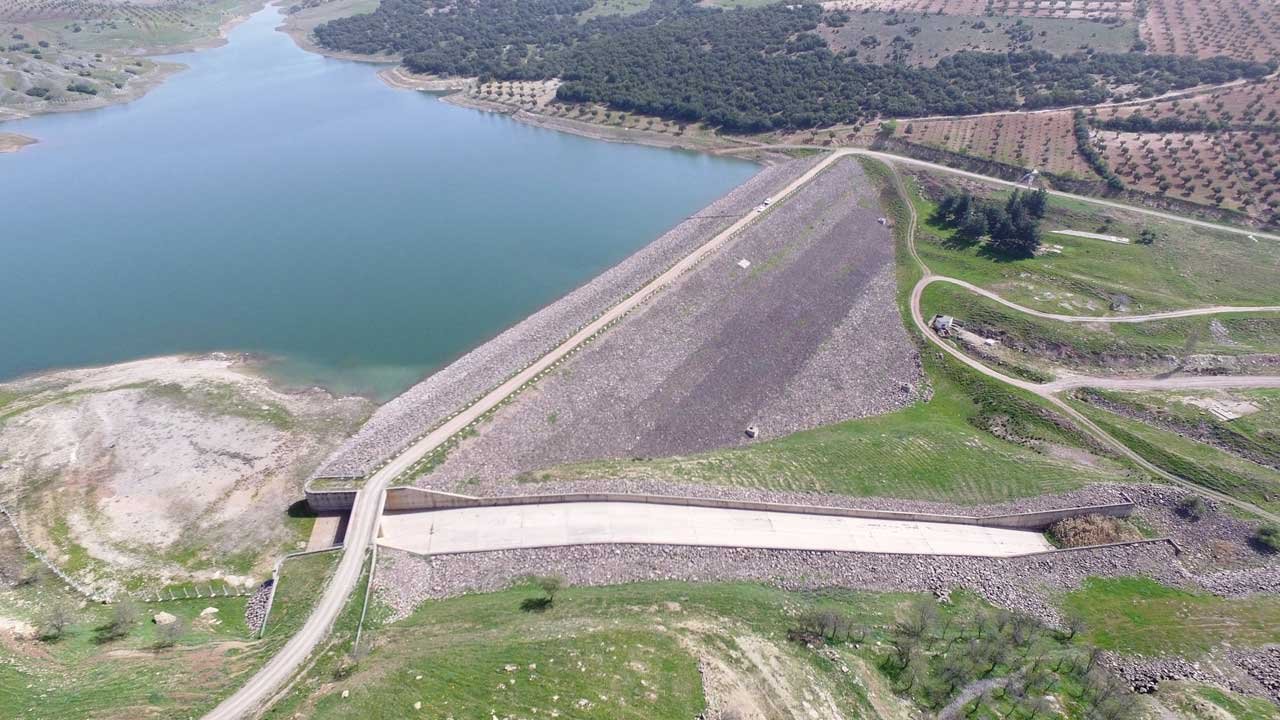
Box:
(1230, 647, 1280, 704)
(419, 157, 920, 493)
(373, 540, 1186, 624)
(482, 480, 1135, 515)
(244, 579, 273, 634)
(312, 158, 822, 479)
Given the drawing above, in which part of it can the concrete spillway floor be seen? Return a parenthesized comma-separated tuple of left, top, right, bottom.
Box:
(377, 502, 1053, 558)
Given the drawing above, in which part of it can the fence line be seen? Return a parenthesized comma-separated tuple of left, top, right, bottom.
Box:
(0, 502, 109, 602)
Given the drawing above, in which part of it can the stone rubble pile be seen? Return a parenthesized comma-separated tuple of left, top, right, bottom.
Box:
(1102, 653, 1215, 694)
(1198, 565, 1280, 597)
(244, 579, 273, 634)
(1230, 647, 1280, 704)
(373, 540, 1187, 625)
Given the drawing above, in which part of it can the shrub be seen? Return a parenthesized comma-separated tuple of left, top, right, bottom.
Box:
(37, 602, 73, 642)
(1047, 514, 1139, 548)
(1175, 495, 1209, 521)
(95, 600, 139, 643)
(1254, 524, 1280, 553)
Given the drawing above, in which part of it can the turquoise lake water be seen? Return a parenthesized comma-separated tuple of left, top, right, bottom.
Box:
(0, 6, 757, 399)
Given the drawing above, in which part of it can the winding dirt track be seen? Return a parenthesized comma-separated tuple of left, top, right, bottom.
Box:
(884, 158, 1280, 524)
(209, 147, 1280, 719)
(926, 276, 1280, 324)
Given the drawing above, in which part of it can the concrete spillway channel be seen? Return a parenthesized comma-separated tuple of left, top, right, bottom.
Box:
(377, 502, 1053, 558)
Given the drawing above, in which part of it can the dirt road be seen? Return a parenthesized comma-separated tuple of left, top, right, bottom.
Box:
(926, 276, 1280, 323)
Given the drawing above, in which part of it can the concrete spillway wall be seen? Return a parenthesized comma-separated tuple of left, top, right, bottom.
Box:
(343, 487, 1135, 532)
(306, 488, 358, 513)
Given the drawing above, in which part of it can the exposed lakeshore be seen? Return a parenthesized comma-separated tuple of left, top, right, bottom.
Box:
(0, 133, 36, 153)
(0, 1, 262, 129)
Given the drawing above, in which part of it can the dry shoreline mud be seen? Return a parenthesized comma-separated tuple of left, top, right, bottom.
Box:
(0, 133, 37, 153)
(0, 354, 373, 595)
(438, 91, 753, 155)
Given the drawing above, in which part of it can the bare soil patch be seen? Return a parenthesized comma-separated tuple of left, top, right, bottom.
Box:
(0, 354, 371, 594)
(0, 132, 35, 152)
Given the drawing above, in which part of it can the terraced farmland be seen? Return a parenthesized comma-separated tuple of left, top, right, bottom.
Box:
(1093, 75, 1280, 129)
(895, 111, 1097, 177)
(1096, 128, 1280, 223)
(1140, 0, 1280, 62)
(819, 0, 1136, 20)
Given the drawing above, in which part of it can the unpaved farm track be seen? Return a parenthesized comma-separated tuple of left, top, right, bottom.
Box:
(883, 158, 1280, 524)
(209, 147, 1280, 719)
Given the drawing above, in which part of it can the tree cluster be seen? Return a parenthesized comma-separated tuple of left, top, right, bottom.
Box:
(1073, 110, 1125, 191)
(934, 187, 1048, 258)
(313, 0, 1269, 133)
(882, 599, 1135, 719)
(1097, 112, 1228, 134)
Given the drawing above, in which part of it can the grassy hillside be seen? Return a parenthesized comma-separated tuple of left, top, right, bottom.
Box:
(0, 540, 353, 720)
(909, 171, 1280, 316)
(268, 579, 1154, 719)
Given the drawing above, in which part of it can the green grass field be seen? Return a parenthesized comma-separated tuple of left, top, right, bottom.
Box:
(21, 0, 253, 54)
(919, 281, 1280, 378)
(1070, 399, 1280, 515)
(1160, 683, 1280, 720)
(0, 547, 343, 720)
(521, 349, 1135, 504)
(822, 12, 1135, 67)
(1078, 388, 1280, 471)
(908, 171, 1280, 317)
(271, 578, 1181, 719)
(579, 0, 652, 19)
(1063, 577, 1280, 657)
(270, 581, 916, 719)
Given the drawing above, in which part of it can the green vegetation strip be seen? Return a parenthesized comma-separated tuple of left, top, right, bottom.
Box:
(523, 348, 1130, 504)
(909, 169, 1280, 316)
(1063, 577, 1280, 657)
(1071, 400, 1280, 515)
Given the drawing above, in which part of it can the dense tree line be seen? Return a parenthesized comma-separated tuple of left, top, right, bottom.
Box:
(1073, 111, 1125, 191)
(934, 188, 1048, 258)
(315, 0, 1271, 132)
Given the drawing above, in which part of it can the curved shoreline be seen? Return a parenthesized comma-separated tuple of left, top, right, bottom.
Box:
(0, 1, 262, 130)
(0, 132, 37, 153)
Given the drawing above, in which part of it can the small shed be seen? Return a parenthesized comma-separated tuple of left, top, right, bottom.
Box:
(930, 315, 956, 337)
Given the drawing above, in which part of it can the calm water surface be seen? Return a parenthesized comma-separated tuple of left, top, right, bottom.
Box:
(0, 6, 756, 399)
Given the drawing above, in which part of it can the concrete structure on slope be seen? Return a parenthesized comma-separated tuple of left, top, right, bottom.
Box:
(377, 502, 1054, 558)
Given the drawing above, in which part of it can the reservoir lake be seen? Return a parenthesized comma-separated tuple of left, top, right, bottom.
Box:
(0, 5, 757, 399)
